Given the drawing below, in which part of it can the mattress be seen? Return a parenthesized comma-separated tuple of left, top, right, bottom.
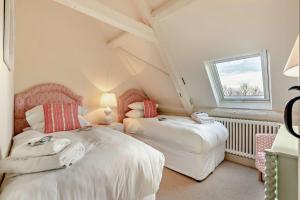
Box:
(123, 115, 228, 154)
(133, 134, 226, 181)
(0, 127, 165, 200)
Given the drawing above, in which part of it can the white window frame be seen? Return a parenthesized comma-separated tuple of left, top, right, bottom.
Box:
(205, 50, 272, 110)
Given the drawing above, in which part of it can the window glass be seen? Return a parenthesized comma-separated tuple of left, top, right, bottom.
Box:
(215, 55, 265, 100)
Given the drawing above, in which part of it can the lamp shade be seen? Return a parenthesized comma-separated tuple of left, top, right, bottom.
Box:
(283, 35, 299, 77)
(100, 93, 117, 108)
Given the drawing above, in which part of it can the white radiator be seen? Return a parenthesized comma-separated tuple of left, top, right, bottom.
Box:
(212, 117, 281, 159)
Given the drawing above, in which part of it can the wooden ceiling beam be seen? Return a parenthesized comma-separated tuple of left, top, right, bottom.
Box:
(133, 0, 194, 113)
(52, 0, 156, 42)
(152, 0, 196, 21)
(107, 0, 154, 48)
(133, 0, 153, 26)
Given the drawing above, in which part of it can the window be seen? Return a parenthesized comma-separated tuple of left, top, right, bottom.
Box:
(205, 50, 271, 109)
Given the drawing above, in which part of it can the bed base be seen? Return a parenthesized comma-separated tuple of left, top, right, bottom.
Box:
(134, 135, 225, 181)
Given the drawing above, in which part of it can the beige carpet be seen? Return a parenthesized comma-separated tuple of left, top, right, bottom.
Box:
(156, 161, 264, 200)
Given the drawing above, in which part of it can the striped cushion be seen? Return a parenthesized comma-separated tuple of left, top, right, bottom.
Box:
(43, 103, 81, 133)
(143, 100, 158, 118)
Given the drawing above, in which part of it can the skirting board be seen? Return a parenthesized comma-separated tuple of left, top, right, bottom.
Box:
(225, 153, 255, 169)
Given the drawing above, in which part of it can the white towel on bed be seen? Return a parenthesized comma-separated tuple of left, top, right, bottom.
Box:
(191, 112, 214, 124)
(192, 112, 209, 118)
(11, 137, 71, 158)
(57, 141, 85, 167)
(0, 142, 86, 175)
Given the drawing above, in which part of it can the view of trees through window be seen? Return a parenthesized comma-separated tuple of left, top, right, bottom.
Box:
(215, 55, 265, 99)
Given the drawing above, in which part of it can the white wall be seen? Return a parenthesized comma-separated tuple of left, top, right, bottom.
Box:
(14, 0, 141, 123)
(14, 0, 187, 119)
(0, 0, 14, 159)
(14, 0, 300, 123)
(0, 63, 13, 159)
(115, 34, 185, 114)
(155, 0, 299, 113)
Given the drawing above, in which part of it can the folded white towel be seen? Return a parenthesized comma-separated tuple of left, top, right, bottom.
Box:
(13, 130, 44, 147)
(191, 112, 209, 118)
(0, 142, 86, 174)
(191, 112, 214, 124)
(11, 136, 71, 158)
(58, 142, 86, 167)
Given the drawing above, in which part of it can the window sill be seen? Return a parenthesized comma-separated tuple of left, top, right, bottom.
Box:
(218, 100, 272, 110)
(195, 107, 283, 122)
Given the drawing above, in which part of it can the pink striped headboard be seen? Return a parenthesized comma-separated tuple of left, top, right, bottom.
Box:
(118, 89, 148, 122)
(14, 83, 83, 135)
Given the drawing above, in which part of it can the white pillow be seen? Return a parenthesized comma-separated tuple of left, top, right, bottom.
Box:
(125, 110, 144, 118)
(128, 102, 158, 110)
(25, 105, 44, 127)
(31, 122, 45, 133)
(78, 106, 88, 116)
(78, 115, 91, 127)
(22, 127, 32, 132)
(25, 105, 88, 127)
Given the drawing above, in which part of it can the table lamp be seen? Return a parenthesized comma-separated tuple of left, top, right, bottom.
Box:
(283, 34, 300, 139)
(283, 35, 299, 77)
(100, 93, 117, 124)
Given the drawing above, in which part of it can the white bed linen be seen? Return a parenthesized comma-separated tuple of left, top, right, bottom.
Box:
(133, 134, 225, 181)
(123, 115, 228, 154)
(0, 127, 164, 200)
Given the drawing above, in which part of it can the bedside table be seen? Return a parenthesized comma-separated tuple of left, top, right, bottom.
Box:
(99, 122, 124, 132)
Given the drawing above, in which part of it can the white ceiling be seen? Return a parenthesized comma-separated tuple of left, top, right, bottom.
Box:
(93, 0, 299, 113)
(115, 34, 184, 112)
(76, 0, 144, 41)
(155, 0, 299, 111)
(146, 0, 169, 10)
(94, 0, 299, 110)
(97, 0, 142, 21)
(21, 0, 299, 115)
(92, 22, 121, 41)
(89, 0, 170, 41)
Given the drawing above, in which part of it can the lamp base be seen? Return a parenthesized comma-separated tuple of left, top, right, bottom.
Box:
(103, 106, 113, 124)
(103, 115, 113, 124)
(104, 106, 112, 115)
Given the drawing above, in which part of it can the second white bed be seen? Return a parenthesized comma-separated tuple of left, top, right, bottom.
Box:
(123, 115, 229, 181)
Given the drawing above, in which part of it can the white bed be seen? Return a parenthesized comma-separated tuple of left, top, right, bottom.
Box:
(118, 90, 229, 181)
(0, 127, 164, 200)
(123, 116, 228, 181)
(0, 83, 165, 200)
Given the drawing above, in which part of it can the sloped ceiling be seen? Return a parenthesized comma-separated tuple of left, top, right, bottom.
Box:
(14, 0, 300, 121)
(99, 0, 299, 113)
(114, 34, 184, 113)
(89, 0, 186, 113)
(154, 0, 299, 112)
(14, 0, 186, 119)
(14, 0, 141, 109)
(97, 0, 141, 21)
(146, 0, 169, 10)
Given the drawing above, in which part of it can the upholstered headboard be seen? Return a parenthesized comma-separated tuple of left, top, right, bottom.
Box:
(118, 89, 148, 122)
(14, 83, 83, 135)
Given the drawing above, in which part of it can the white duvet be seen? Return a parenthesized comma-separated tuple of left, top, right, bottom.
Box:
(124, 115, 228, 154)
(0, 127, 165, 200)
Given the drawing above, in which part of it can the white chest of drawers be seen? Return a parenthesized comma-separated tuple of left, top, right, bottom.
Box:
(265, 126, 298, 200)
